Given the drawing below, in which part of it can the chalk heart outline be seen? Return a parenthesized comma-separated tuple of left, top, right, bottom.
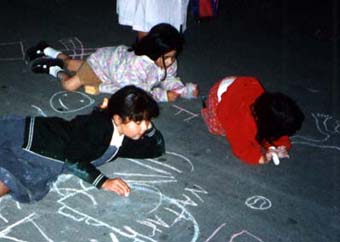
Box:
(245, 195, 272, 210)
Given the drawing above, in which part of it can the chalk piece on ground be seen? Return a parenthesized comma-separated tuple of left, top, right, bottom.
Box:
(84, 85, 99, 95)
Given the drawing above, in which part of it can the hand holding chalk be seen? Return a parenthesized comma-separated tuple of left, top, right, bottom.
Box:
(269, 146, 280, 166)
(101, 178, 131, 197)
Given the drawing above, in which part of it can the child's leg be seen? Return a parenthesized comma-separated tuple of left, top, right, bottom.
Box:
(27, 41, 82, 73)
(63, 57, 83, 72)
(0, 181, 10, 197)
(31, 55, 85, 91)
(57, 74, 83, 91)
(58, 61, 101, 93)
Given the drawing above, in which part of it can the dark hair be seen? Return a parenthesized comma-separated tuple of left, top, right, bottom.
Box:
(130, 23, 184, 61)
(252, 92, 305, 145)
(105, 85, 159, 122)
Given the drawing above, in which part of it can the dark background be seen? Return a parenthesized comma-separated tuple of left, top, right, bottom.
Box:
(0, 1, 339, 241)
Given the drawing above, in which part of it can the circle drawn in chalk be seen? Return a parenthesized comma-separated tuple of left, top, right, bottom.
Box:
(50, 91, 95, 113)
(245, 195, 272, 210)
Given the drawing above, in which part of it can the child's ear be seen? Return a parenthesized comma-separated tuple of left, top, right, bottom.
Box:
(113, 115, 123, 125)
(155, 56, 163, 67)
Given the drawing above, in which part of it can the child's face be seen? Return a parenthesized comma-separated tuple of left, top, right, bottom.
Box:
(114, 115, 151, 140)
(122, 119, 150, 140)
(155, 50, 177, 69)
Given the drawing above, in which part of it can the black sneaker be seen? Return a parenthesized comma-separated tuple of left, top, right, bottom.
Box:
(31, 58, 64, 74)
(25, 41, 50, 62)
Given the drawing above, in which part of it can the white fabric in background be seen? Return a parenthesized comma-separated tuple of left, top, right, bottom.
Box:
(116, 0, 190, 32)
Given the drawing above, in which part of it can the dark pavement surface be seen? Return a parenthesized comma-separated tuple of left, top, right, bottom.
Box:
(0, 0, 339, 241)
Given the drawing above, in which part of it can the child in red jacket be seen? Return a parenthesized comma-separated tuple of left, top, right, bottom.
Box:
(201, 76, 304, 165)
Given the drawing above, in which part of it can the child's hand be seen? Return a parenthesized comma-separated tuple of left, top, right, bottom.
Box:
(268, 146, 289, 159)
(258, 155, 271, 165)
(101, 178, 131, 197)
(275, 146, 289, 158)
(167, 90, 180, 102)
(259, 146, 289, 165)
(171, 83, 199, 100)
(100, 98, 109, 109)
(191, 84, 200, 98)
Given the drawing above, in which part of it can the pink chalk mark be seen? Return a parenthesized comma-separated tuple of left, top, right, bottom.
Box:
(172, 104, 199, 122)
(229, 230, 264, 242)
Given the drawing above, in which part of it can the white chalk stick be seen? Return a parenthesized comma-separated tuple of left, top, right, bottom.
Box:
(269, 146, 280, 166)
(271, 152, 280, 166)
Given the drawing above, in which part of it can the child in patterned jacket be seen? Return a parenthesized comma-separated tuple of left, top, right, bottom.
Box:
(26, 23, 199, 102)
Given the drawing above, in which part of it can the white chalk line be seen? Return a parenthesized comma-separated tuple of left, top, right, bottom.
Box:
(204, 223, 226, 242)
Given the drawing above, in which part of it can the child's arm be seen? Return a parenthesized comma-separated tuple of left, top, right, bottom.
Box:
(157, 61, 199, 100)
(63, 112, 128, 195)
(225, 131, 263, 165)
(64, 158, 109, 188)
(64, 159, 130, 196)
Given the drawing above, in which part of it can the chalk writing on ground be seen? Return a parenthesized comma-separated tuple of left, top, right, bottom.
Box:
(0, 151, 208, 242)
(292, 112, 340, 151)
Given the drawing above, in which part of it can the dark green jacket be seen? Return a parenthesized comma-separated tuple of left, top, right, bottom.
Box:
(22, 110, 165, 188)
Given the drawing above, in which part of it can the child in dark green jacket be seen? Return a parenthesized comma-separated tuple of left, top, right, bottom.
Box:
(0, 85, 165, 203)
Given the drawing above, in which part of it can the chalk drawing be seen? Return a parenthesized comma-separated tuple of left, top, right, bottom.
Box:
(114, 151, 195, 185)
(58, 37, 97, 60)
(55, 183, 201, 242)
(0, 151, 207, 241)
(53, 151, 206, 241)
(0, 41, 25, 61)
(203, 223, 226, 242)
(306, 87, 320, 93)
(110, 232, 119, 242)
(204, 225, 264, 242)
(292, 112, 340, 151)
(172, 104, 200, 122)
(228, 230, 264, 242)
(31, 105, 48, 117)
(49, 91, 95, 113)
(0, 37, 95, 63)
(245, 195, 272, 210)
(0, 212, 54, 242)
